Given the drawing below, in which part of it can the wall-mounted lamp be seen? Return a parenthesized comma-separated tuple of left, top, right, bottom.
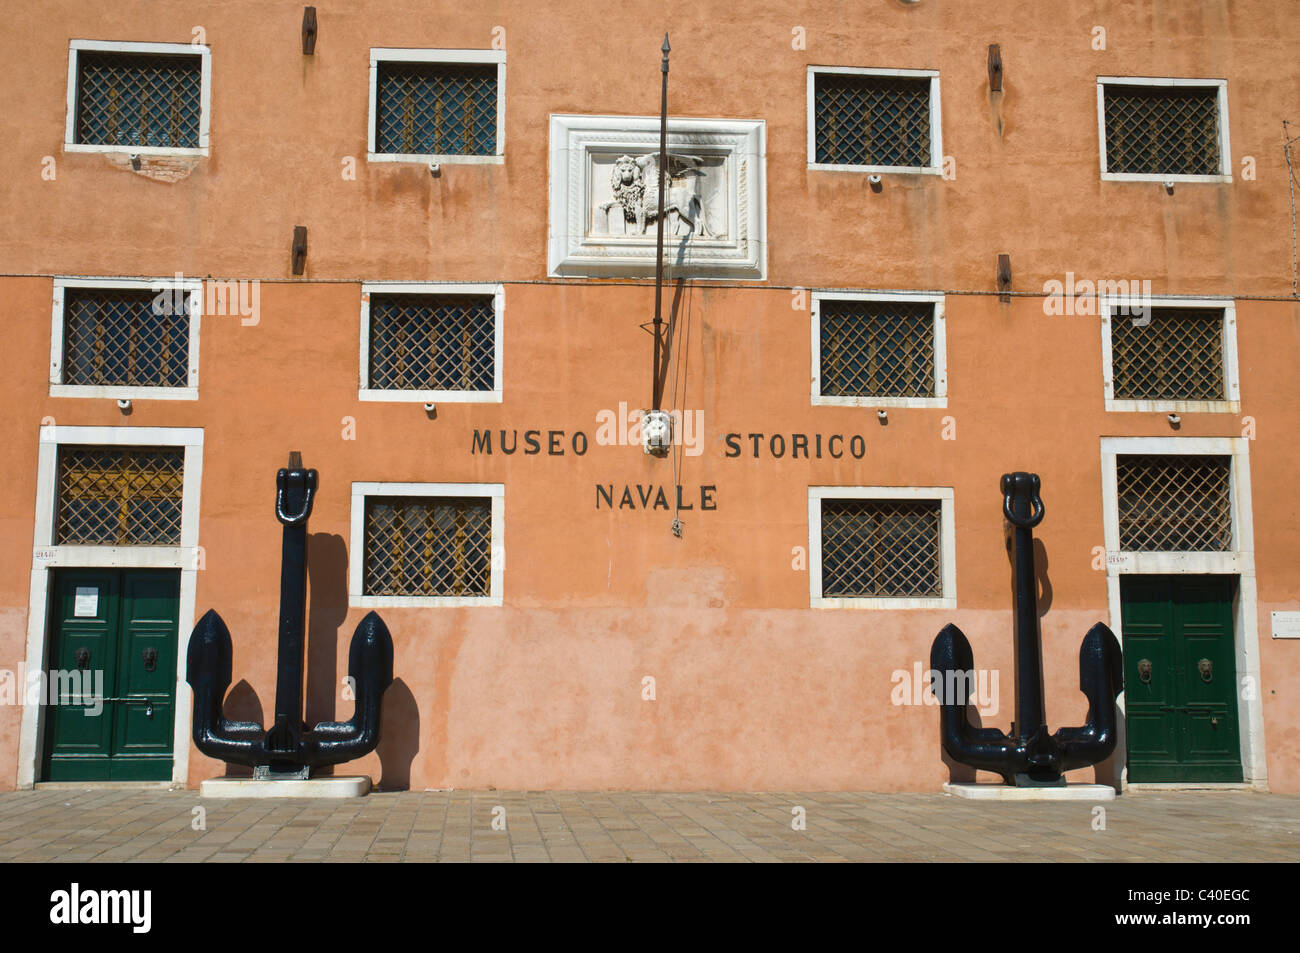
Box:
(429, 162, 441, 178)
(1163, 180, 1175, 195)
(1167, 413, 1181, 426)
(291, 225, 307, 275)
(876, 409, 889, 423)
(116, 398, 132, 412)
(868, 174, 883, 193)
(997, 253, 1013, 302)
(302, 7, 318, 55)
(423, 402, 437, 416)
(642, 409, 673, 456)
(987, 44, 1003, 92)
(129, 153, 141, 170)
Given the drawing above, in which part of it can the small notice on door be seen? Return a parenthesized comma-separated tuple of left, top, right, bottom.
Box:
(73, 587, 98, 617)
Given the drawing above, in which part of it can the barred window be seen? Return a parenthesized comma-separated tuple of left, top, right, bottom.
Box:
(1102, 83, 1223, 176)
(74, 50, 203, 149)
(812, 70, 934, 168)
(55, 447, 185, 545)
(1116, 455, 1232, 552)
(59, 286, 191, 388)
(367, 293, 495, 392)
(364, 496, 492, 597)
(375, 61, 498, 156)
(1110, 307, 1225, 401)
(819, 298, 937, 398)
(821, 498, 943, 598)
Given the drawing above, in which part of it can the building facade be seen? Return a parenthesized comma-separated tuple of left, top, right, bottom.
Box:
(1, 1, 1298, 792)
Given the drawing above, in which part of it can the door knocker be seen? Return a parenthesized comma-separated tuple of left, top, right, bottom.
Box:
(1198, 658, 1213, 683)
(1137, 658, 1152, 684)
(74, 647, 90, 672)
(142, 647, 157, 673)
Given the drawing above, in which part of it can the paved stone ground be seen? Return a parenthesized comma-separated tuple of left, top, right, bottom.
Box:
(0, 789, 1295, 862)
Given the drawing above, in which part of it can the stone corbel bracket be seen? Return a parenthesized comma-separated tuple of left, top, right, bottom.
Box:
(547, 114, 767, 280)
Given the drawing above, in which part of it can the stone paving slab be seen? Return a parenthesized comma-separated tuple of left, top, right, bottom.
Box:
(0, 789, 1294, 862)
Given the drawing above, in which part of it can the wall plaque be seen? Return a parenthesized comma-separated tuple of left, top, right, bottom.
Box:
(547, 114, 766, 279)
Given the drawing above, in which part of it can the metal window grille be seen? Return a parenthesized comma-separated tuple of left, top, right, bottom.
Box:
(1116, 455, 1232, 552)
(821, 499, 943, 598)
(368, 294, 495, 391)
(1104, 85, 1221, 176)
(75, 52, 202, 148)
(1110, 307, 1225, 400)
(364, 497, 492, 597)
(62, 288, 190, 388)
(814, 73, 931, 167)
(375, 62, 497, 156)
(820, 299, 936, 397)
(55, 447, 185, 545)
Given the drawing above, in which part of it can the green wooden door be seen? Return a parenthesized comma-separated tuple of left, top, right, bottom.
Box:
(1120, 575, 1242, 782)
(42, 569, 179, 781)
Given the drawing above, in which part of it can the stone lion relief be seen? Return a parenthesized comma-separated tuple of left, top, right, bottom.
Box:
(548, 115, 766, 279)
(592, 153, 724, 240)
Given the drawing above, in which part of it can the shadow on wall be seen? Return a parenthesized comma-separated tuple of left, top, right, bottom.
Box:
(219, 680, 262, 778)
(940, 706, 982, 785)
(305, 532, 348, 741)
(376, 678, 419, 791)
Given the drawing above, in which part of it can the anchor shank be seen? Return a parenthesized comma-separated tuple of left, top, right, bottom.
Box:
(273, 514, 308, 733)
(268, 453, 317, 759)
(1012, 522, 1046, 742)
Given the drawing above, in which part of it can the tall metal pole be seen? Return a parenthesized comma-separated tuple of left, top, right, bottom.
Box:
(652, 33, 670, 412)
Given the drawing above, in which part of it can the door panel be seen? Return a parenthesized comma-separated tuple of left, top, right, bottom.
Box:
(42, 569, 179, 782)
(1119, 576, 1178, 771)
(1176, 577, 1239, 767)
(41, 571, 118, 780)
(1120, 575, 1242, 783)
(109, 572, 179, 779)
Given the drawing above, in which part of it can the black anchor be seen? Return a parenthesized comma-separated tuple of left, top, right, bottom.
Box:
(929, 472, 1123, 786)
(186, 453, 393, 776)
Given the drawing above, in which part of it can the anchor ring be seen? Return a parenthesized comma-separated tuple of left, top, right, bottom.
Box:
(1001, 472, 1046, 528)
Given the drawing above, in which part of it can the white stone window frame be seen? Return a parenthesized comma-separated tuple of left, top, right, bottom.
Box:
(806, 66, 943, 175)
(64, 39, 212, 157)
(50, 276, 202, 402)
(367, 48, 506, 165)
(1101, 295, 1239, 414)
(1099, 436, 1265, 790)
(1096, 77, 1232, 183)
(810, 291, 947, 409)
(349, 482, 504, 608)
(808, 486, 956, 610)
(18, 425, 205, 789)
(358, 282, 504, 404)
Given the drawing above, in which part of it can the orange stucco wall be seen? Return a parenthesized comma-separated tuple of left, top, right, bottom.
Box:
(1, 1, 1297, 792)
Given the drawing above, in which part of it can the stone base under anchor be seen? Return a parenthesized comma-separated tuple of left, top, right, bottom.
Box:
(943, 782, 1116, 801)
(200, 775, 372, 799)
